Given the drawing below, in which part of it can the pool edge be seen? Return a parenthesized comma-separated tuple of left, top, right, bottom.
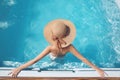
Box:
(0, 67, 120, 77)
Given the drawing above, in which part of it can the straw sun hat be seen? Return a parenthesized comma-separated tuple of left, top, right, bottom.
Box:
(44, 19, 76, 48)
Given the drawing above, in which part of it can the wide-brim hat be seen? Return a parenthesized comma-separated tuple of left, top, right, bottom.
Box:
(44, 19, 76, 48)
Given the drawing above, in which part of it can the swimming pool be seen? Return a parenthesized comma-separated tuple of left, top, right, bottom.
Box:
(0, 0, 120, 73)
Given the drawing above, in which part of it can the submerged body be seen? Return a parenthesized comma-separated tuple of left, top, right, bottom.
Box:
(49, 52, 64, 61)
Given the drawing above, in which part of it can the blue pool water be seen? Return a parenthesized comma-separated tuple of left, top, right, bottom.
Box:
(0, 0, 120, 69)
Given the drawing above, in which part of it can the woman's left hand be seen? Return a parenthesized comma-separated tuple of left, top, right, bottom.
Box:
(96, 69, 109, 78)
(8, 68, 21, 77)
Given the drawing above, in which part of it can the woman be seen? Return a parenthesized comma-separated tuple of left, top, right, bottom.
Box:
(9, 19, 108, 77)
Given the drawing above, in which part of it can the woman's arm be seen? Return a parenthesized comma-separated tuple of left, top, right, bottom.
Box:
(69, 44, 107, 77)
(9, 46, 51, 77)
(18, 46, 51, 70)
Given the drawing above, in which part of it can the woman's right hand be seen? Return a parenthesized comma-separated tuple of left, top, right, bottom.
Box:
(8, 68, 21, 77)
(96, 68, 109, 78)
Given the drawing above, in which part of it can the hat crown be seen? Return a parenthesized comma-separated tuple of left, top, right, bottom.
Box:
(51, 22, 68, 38)
(44, 19, 76, 48)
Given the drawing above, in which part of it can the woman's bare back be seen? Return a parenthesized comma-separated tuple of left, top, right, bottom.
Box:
(49, 44, 71, 57)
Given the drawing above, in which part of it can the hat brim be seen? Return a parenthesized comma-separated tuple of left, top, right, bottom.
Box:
(44, 19, 76, 48)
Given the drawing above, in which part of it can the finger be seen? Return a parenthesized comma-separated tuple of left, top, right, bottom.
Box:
(14, 74, 16, 78)
(12, 74, 15, 78)
(101, 74, 106, 78)
(15, 75, 17, 78)
(12, 74, 14, 78)
(13, 73, 18, 78)
(99, 72, 105, 78)
(101, 74, 105, 78)
(104, 72, 109, 77)
(8, 72, 12, 75)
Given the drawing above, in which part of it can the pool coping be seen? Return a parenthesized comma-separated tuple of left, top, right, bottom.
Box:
(0, 67, 120, 77)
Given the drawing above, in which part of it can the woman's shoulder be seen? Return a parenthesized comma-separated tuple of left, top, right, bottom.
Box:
(66, 44, 76, 51)
(46, 45, 56, 51)
(67, 44, 74, 48)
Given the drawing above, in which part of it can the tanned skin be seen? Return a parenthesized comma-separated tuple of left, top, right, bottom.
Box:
(9, 44, 108, 78)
